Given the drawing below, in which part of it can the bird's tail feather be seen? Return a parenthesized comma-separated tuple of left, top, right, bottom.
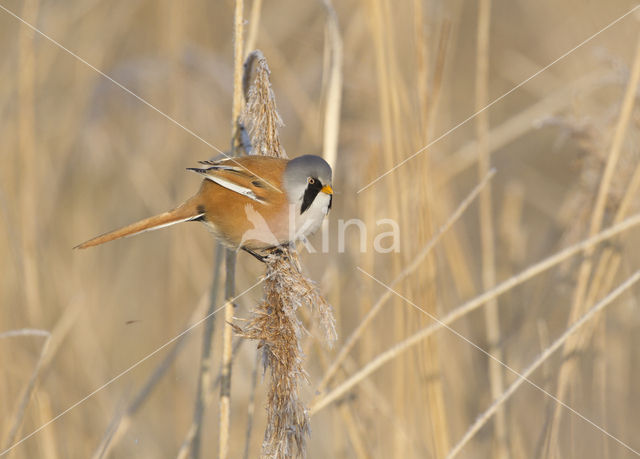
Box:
(74, 202, 204, 249)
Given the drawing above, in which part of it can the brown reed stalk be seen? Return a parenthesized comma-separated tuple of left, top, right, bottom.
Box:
(217, 2, 246, 458)
(245, 0, 263, 56)
(187, 247, 224, 458)
(546, 33, 640, 455)
(474, 1, 509, 457)
(363, 0, 410, 454)
(236, 50, 336, 458)
(1, 330, 50, 453)
(314, 170, 495, 395)
(17, 0, 41, 324)
(414, 0, 430, 136)
(1, 297, 83, 457)
(34, 392, 58, 459)
(180, 246, 224, 459)
(95, 291, 211, 459)
(338, 404, 370, 458)
(309, 213, 640, 415)
(437, 69, 606, 185)
(242, 352, 260, 459)
(447, 270, 640, 458)
(410, 6, 453, 456)
(426, 19, 451, 142)
(176, 340, 244, 459)
(320, 0, 343, 170)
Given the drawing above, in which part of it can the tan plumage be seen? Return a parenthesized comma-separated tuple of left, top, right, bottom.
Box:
(73, 198, 204, 249)
(75, 155, 333, 253)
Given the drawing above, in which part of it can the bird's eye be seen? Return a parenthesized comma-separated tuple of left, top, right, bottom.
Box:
(308, 177, 315, 184)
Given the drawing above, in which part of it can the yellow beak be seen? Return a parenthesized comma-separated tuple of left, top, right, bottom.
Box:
(321, 184, 334, 195)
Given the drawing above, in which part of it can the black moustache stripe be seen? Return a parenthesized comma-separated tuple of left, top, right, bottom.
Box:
(301, 180, 323, 214)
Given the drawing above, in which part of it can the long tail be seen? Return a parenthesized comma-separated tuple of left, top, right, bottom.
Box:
(74, 200, 204, 249)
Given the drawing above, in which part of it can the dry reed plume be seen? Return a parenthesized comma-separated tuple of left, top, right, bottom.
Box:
(235, 51, 336, 458)
(237, 251, 334, 458)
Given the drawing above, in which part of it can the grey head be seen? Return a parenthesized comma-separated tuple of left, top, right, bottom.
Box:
(283, 155, 333, 212)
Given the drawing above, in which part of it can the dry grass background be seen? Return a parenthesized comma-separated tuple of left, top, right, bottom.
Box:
(2, 0, 640, 457)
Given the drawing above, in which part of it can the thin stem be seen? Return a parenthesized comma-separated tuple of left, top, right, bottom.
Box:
(176, 340, 244, 459)
(447, 271, 640, 458)
(244, 0, 262, 55)
(218, 1, 244, 458)
(309, 214, 640, 414)
(547, 33, 640, 454)
(218, 251, 237, 459)
(191, 245, 224, 459)
(320, 0, 342, 171)
(3, 334, 50, 451)
(96, 292, 211, 459)
(242, 352, 260, 459)
(314, 170, 495, 395)
(475, 0, 508, 456)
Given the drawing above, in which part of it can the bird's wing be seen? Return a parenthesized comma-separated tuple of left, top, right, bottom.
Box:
(187, 158, 271, 203)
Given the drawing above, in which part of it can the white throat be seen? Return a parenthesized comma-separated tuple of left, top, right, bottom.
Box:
(289, 192, 331, 241)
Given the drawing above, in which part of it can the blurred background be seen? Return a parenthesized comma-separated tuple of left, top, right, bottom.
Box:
(2, 0, 640, 457)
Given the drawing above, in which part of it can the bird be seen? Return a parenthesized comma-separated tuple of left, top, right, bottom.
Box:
(75, 154, 333, 260)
